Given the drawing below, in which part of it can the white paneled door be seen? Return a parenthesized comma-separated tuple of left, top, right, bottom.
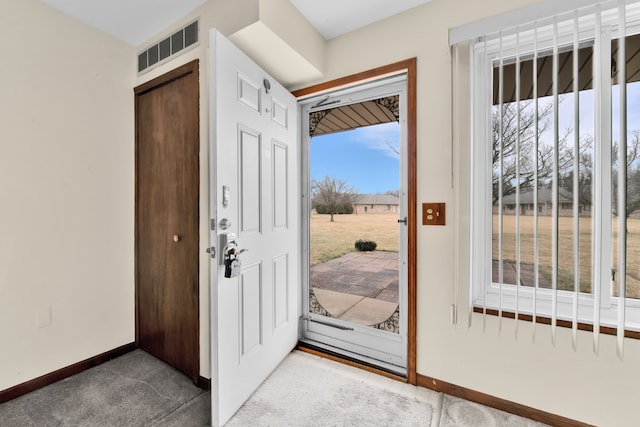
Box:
(210, 30, 299, 426)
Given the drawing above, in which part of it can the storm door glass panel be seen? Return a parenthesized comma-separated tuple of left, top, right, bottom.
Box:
(308, 100, 401, 333)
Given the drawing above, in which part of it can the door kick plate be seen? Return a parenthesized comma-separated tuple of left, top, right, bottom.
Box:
(305, 317, 354, 331)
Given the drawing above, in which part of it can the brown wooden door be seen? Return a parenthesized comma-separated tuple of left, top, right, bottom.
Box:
(134, 60, 199, 382)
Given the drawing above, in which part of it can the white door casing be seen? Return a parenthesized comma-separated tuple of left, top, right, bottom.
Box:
(210, 30, 299, 426)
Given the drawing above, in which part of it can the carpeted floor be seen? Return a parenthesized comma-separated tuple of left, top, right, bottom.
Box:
(0, 350, 210, 426)
(227, 351, 433, 426)
(0, 350, 548, 426)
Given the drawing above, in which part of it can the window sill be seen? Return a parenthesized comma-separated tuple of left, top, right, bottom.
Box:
(472, 306, 640, 340)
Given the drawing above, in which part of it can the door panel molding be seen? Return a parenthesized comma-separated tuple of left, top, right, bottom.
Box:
(238, 126, 262, 235)
(239, 262, 263, 357)
(271, 140, 289, 230)
(273, 253, 290, 329)
(292, 58, 418, 385)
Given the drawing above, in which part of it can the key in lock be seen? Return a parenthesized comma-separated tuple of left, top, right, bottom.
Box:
(228, 258, 241, 278)
(224, 250, 242, 278)
(223, 246, 246, 278)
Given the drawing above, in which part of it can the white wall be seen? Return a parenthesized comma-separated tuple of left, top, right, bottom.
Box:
(0, 0, 135, 390)
(312, 0, 640, 426)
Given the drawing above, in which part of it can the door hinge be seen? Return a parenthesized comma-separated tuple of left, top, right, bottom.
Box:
(206, 247, 216, 258)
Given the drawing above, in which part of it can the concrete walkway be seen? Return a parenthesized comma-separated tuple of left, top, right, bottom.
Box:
(310, 251, 399, 327)
(492, 260, 552, 288)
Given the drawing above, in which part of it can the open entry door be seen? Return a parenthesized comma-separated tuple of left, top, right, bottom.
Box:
(210, 30, 299, 426)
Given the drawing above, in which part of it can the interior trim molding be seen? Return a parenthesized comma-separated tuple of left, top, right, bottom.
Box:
(416, 374, 594, 427)
(196, 376, 211, 390)
(0, 343, 136, 404)
(292, 57, 418, 385)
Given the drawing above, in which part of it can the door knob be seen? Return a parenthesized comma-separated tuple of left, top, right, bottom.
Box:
(173, 234, 181, 243)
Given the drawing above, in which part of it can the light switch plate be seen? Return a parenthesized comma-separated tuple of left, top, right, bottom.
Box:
(422, 203, 446, 226)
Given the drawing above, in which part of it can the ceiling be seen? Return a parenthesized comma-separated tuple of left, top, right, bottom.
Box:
(39, 0, 432, 45)
(39, 0, 207, 46)
(289, 0, 432, 40)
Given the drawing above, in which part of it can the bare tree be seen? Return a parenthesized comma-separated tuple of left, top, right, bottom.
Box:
(612, 131, 640, 218)
(492, 100, 584, 204)
(382, 137, 399, 157)
(312, 176, 357, 222)
(352, 193, 362, 215)
(559, 135, 594, 208)
(493, 101, 554, 204)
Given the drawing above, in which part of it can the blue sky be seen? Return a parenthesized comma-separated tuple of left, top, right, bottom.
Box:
(310, 122, 400, 194)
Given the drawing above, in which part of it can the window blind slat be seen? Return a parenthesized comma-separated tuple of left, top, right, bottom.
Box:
(498, 30, 505, 334)
(572, 12, 581, 351)
(515, 29, 521, 338)
(592, 6, 604, 354)
(483, 36, 491, 332)
(533, 25, 540, 343)
(451, 42, 460, 328)
(617, 0, 627, 358)
(551, 17, 560, 345)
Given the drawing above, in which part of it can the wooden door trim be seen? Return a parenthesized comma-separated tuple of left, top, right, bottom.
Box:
(134, 59, 200, 381)
(134, 61, 199, 95)
(292, 58, 418, 385)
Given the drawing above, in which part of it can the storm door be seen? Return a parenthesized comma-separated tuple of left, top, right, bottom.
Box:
(299, 75, 408, 373)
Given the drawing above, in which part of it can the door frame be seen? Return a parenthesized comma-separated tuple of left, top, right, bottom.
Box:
(292, 58, 417, 385)
(134, 60, 200, 382)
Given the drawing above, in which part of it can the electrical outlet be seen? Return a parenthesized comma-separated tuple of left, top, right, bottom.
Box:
(422, 203, 446, 226)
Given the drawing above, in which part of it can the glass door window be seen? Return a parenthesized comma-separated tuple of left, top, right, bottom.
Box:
(300, 76, 408, 372)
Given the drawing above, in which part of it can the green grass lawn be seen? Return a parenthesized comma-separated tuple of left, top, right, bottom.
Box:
(310, 211, 640, 298)
(493, 214, 640, 298)
(310, 212, 399, 266)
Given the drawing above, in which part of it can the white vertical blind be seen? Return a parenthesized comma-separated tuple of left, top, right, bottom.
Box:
(551, 17, 560, 346)
(592, 7, 606, 354)
(459, 0, 640, 357)
(617, 0, 628, 357)
(449, 0, 613, 46)
(498, 31, 505, 334)
(532, 25, 540, 343)
(515, 29, 522, 338)
(572, 11, 581, 351)
(483, 36, 491, 332)
(452, 42, 459, 327)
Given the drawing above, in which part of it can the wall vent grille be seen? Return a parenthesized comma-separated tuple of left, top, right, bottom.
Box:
(138, 20, 199, 74)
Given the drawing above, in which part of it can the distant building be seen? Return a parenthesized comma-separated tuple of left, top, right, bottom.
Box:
(496, 188, 591, 216)
(354, 194, 400, 214)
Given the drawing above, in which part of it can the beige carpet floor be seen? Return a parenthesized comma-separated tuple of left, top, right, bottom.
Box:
(0, 350, 549, 426)
(227, 351, 548, 427)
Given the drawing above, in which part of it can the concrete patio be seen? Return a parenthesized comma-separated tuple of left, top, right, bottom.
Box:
(310, 251, 399, 330)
